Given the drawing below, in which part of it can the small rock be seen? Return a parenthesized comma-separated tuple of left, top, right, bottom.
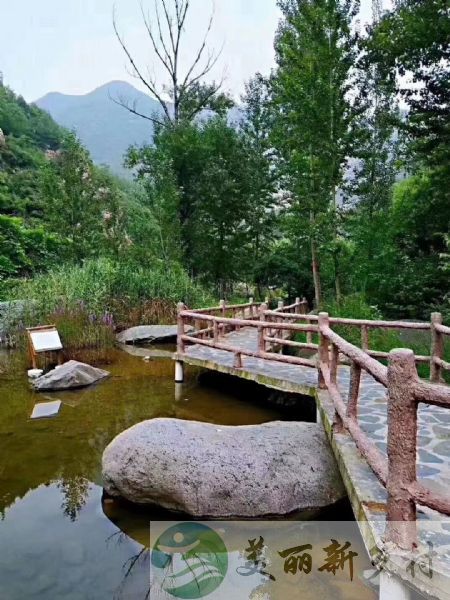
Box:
(33, 360, 109, 392)
(28, 368, 44, 379)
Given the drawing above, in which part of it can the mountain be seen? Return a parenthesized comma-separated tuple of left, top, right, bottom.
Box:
(35, 81, 162, 177)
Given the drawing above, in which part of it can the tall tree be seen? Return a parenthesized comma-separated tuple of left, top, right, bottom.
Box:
(240, 75, 278, 295)
(347, 10, 400, 296)
(128, 117, 259, 294)
(272, 0, 359, 306)
(113, 0, 232, 125)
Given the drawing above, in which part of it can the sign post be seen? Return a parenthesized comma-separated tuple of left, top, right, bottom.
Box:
(26, 325, 63, 369)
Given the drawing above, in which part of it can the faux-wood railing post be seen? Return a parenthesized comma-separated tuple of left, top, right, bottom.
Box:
(177, 302, 185, 355)
(220, 299, 226, 334)
(175, 302, 186, 383)
(295, 297, 301, 315)
(361, 325, 369, 351)
(386, 349, 418, 550)
(318, 312, 330, 389)
(277, 300, 284, 342)
(430, 312, 443, 382)
(258, 303, 267, 354)
(330, 343, 339, 385)
(347, 362, 361, 420)
(249, 297, 254, 319)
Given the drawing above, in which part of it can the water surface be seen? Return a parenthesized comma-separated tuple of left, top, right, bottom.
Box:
(0, 347, 375, 599)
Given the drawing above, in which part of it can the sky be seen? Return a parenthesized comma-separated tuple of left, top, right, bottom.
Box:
(1, 0, 375, 103)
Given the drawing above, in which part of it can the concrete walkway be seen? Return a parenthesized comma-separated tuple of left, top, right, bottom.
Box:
(179, 326, 450, 599)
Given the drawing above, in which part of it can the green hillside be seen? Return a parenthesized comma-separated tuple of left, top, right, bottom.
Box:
(0, 85, 66, 278)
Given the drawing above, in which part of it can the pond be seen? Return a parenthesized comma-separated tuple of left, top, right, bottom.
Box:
(0, 346, 376, 599)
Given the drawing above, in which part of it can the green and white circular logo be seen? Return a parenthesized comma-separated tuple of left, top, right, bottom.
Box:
(151, 522, 228, 599)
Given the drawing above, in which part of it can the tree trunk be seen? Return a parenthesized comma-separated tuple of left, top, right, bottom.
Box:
(311, 235, 322, 308)
(334, 250, 341, 304)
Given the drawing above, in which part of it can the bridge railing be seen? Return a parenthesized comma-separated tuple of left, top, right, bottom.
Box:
(176, 300, 450, 551)
(178, 302, 319, 369)
(317, 312, 450, 549)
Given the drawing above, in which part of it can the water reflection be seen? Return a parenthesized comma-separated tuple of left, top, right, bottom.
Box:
(0, 348, 284, 598)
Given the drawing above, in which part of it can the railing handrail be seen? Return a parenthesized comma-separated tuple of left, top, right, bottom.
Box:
(180, 310, 319, 333)
(177, 301, 450, 552)
(320, 323, 388, 386)
(187, 299, 262, 314)
(265, 309, 433, 330)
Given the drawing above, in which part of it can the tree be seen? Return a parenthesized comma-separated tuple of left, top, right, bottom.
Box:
(125, 145, 181, 262)
(367, 0, 449, 201)
(240, 75, 278, 295)
(41, 134, 123, 262)
(128, 117, 260, 294)
(0, 215, 60, 279)
(271, 0, 359, 306)
(113, 0, 232, 125)
(347, 12, 400, 298)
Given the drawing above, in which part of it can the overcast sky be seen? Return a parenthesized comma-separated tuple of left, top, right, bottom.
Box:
(1, 0, 375, 103)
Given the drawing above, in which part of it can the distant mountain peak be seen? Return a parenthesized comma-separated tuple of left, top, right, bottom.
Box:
(35, 81, 161, 178)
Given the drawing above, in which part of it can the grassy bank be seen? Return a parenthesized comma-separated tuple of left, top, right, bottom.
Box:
(2, 258, 214, 364)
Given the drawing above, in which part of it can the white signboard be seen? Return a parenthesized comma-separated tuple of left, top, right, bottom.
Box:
(29, 329, 63, 353)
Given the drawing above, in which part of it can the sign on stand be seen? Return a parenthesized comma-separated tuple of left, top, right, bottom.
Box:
(26, 325, 63, 369)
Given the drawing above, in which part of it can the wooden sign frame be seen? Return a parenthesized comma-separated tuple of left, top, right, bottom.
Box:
(26, 325, 63, 369)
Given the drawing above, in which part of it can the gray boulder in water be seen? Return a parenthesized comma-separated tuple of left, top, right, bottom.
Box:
(102, 418, 346, 517)
(116, 325, 180, 344)
(33, 360, 109, 391)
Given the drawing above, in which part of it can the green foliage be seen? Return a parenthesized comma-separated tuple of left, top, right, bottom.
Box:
(0, 86, 62, 148)
(1, 0, 449, 330)
(322, 294, 401, 351)
(272, 0, 360, 305)
(0, 215, 61, 280)
(41, 133, 128, 262)
(127, 114, 275, 295)
(12, 258, 213, 326)
(49, 305, 116, 365)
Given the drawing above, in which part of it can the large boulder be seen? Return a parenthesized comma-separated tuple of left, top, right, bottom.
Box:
(116, 325, 186, 345)
(102, 418, 346, 517)
(33, 360, 109, 391)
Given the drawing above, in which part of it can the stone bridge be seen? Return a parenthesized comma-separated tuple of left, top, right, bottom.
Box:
(174, 298, 450, 600)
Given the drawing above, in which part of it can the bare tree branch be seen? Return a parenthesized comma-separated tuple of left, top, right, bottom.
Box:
(160, 0, 177, 55)
(113, 0, 225, 124)
(109, 93, 165, 127)
(180, 11, 215, 90)
(140, 3, 174, 79)
(113, 9, 172, 121)
(154, 1, 175, 69)
(182, 43, 224, 95)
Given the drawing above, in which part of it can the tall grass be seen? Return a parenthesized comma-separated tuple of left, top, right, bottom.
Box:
(4, 258, 214, 363)
(10, 258, 213, 326)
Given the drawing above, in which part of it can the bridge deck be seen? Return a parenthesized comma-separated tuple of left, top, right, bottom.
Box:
(180, 326, 450, 598)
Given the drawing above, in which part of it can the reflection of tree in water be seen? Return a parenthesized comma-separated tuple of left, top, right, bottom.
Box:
(106, 531, 150, 600)
(57, 476, 90, 521)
